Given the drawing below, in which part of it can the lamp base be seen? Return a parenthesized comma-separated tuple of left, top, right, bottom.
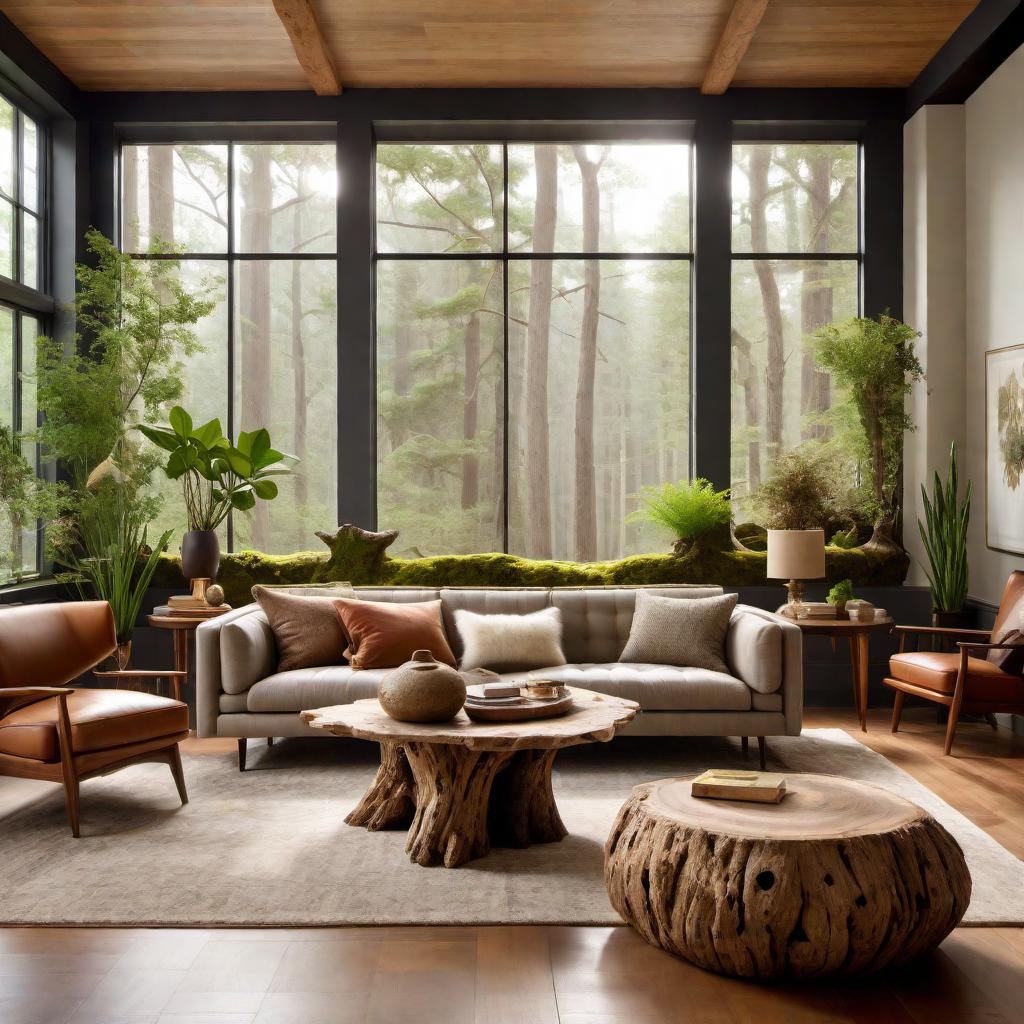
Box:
(783, 580, 808, 617)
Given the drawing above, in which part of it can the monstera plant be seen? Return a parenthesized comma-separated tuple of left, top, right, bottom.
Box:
(140, 406, 294, 581)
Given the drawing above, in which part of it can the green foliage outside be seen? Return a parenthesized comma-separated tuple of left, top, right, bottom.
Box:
(753, 446, 859, 533)
(0, 425, 38, 581)
(626, 479, 731, 554)
(140, 406, 294, 532)
(918, 442, 971, 612)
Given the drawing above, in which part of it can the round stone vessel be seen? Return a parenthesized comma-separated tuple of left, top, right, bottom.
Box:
(378, 650, 466, 723)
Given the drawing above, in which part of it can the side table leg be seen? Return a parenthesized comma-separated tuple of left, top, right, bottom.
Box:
(346, 742, 416, 831)
(404, 742, 513, 867)
(489, 748, 568, 848)
(856, 632, 870, 732)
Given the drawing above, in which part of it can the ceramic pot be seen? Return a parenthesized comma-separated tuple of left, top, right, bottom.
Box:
(115, 640, 132, 671)
(933, 609, 973, 630)
(378, 650, 466, 723)
(181, 530, 220, 582)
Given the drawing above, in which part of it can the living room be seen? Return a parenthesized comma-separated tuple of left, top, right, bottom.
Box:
(1, 0, 1023, 1020)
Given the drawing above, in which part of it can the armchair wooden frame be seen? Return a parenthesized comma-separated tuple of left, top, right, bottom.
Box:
(888, 625, 1014, 755)
(0, 685, 189, 837)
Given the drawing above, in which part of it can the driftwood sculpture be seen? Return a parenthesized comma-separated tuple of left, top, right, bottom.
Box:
(314, 523, 399, 584)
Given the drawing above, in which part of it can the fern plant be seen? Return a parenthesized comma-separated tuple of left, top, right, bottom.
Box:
(918, 442, 971, 612)
(628, 479, 731, 554)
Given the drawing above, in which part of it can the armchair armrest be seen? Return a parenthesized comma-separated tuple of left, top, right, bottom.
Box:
(956, 641, 1022, 651)
(893, 625, 990, 638)
(0, 686, 71, 698)
(0, 686, 75, 761)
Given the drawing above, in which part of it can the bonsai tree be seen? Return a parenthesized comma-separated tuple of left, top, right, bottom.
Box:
(27, 229, 214, 648)
(753, 446, 855, 533)
(918, 442, 971, 615)
(812, 314, 924, 554)
(626, 478, 731, 555)
(140, 406, 294, 532)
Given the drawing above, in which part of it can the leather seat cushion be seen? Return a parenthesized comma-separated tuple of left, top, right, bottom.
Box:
(0, 689, 188, 762)
(888, 652, 1024, 702)
(246, 667, 389, 713)
(499, 664, 752, 712)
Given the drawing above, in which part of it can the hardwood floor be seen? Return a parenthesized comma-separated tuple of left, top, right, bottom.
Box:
(1, 706, 1023, 1023)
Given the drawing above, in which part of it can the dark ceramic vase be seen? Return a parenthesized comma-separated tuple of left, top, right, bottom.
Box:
(932, 609, 973, 630)
(181, 530, 220, 581)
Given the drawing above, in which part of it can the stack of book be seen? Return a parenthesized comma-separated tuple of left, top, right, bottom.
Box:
(691, 769, 788, 804)
(164, 595, 227, 619)
(798, 602, 838, 619)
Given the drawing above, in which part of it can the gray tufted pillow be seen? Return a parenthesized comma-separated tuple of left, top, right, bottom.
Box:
(619, 591, 738, 672)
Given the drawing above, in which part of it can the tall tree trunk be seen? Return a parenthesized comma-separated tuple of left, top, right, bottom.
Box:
(461, 311, 480, 510)
(732, 329, 762, 494)
(122, 147, 139, 251)
(571, 145, 606, 562)
(239, 147, 272, 550)
(147, 145, 174, 246)
(748, 147, 785, 462)
(801, 152, 833, 441)
(524, 145, 557, 557)
(290, 198, 308, 511)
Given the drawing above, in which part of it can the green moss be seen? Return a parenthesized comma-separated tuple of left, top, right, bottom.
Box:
(153, 535, 909, 608)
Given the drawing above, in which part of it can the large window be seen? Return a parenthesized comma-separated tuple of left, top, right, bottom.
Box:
(376, 141, 692, 561)
(730, 143, 859, 514)
(1, 91, 45, 582)
(120, 142, 338, 554)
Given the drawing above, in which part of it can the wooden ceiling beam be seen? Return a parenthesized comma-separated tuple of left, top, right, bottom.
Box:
(701, 0, 771, 95)
(272, 0, 341, 95)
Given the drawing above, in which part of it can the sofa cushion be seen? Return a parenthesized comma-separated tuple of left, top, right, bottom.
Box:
(441, 588, 550, 660)
(220, 609, 277, 694)
(246, 667, 389, 714)
(0, 689, 188, 762)
(333, 598, 456, 670)
(620, 592, 738, 672)
(455, 607, 566, 672)
(253, 585, 354, 672)
(726, 611, 783, 693)
(499, 663, 751, 712)
(888, 651, 1024, 702)
(551, 586, 723, 664)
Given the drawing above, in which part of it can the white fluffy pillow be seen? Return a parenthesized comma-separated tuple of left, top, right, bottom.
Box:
(454, 607, 567, 673)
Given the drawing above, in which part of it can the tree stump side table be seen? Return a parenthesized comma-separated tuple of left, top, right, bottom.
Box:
(301, 687, 638, 868)
(604, 773, 971, 980)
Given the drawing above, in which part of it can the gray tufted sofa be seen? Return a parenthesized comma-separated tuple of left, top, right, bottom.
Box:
(196, 585, 803, 768)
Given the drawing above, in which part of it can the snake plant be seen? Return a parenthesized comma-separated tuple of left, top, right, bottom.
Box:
(918, 442, 971, 612)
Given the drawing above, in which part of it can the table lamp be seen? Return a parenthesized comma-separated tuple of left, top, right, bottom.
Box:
(766, 529, 826, 613)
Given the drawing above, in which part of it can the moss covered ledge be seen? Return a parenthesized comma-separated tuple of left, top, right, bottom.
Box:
(151, 524, 910, 608)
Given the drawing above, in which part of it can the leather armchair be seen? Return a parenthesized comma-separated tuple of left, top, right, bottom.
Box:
(0, 601, 190, 836)
(885, 571, 1024, 754)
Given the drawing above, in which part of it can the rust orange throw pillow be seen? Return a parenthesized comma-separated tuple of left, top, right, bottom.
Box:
(332, 598, 456, 670)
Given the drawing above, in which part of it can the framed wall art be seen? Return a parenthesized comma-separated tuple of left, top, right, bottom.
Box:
(986, 343, 1024, 555)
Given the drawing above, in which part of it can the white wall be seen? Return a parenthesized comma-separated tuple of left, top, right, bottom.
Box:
(902, 105, 967, 590)
(964, 45, 1024, 606)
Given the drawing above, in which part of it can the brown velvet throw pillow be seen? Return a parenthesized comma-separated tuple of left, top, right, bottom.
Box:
(253, 585, 355, 672)
(333, 598, 456, 671)
(987, 627, 1024, 676)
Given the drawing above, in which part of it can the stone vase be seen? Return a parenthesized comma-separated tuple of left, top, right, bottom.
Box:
(378, 650, 466, 723)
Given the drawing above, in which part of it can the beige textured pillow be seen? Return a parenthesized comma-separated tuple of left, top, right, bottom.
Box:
(454, 607, 566, 673)
(619, 592, 738, 672)
(253, 584, 356, 672)
(250, 581, 353, 599)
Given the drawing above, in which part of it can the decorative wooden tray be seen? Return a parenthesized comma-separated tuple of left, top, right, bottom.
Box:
(463, 685, 574, 723)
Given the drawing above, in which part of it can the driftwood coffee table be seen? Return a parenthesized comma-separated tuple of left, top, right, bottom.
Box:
(605, 773, 971, 979)
(301, 687, 638, 868)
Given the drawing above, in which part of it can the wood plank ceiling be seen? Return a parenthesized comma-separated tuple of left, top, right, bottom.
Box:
(0, 0, 981, 93)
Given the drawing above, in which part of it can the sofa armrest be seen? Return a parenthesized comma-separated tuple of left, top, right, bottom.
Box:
(195, 603, 276, 737)
(727, 605, 803, 735)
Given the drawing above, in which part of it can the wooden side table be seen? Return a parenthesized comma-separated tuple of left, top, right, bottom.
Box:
(93, 669, 188, 703)
(782, 613, 894, 731)
(148, 605, 231, 689)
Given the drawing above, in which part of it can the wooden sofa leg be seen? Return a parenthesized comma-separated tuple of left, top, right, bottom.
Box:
(757, 737, 767, 771)
(169, 745, 189, 804)
(741, 736, 749, 758)
(238, 738, 247, 772)
(891, 691, 905, 733)
(267, 736, 274, 748)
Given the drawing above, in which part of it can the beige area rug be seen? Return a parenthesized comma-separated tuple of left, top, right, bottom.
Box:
(1, 728, 1022, 927)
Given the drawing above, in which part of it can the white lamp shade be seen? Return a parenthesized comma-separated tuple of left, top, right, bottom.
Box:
(766, 529, 826, 580)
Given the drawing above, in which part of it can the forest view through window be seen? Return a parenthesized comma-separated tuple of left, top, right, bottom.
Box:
(730, 143, 860, 517)
(121, 142, 337, 555)
(376, 142, 692, 561)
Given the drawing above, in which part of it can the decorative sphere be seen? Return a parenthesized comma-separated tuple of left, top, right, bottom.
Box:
(378, 650, 466, 723)
(205, 583, 226, 607)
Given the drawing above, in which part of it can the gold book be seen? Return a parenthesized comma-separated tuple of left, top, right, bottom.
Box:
(691, 769, 788, 804)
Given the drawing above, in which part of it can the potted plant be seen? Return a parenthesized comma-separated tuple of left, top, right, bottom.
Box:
(626, 478, 731, 556)
(918, 442, 972, 628)
(812, 314, 924, 556)
(827, 578, 855, 617)
(140, 406, 294, 581)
